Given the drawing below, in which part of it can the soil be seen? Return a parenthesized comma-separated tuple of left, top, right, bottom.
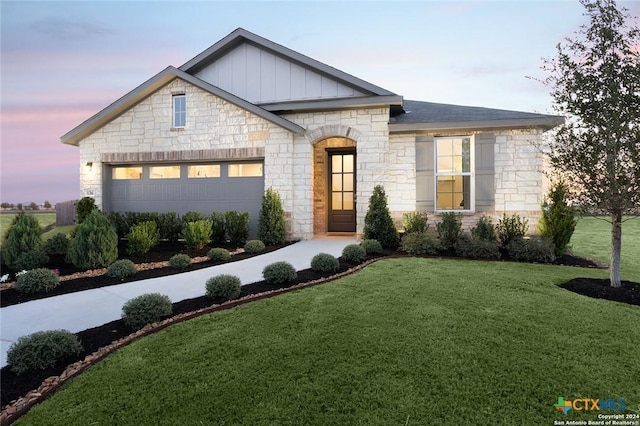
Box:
(2, 244, 638, 413)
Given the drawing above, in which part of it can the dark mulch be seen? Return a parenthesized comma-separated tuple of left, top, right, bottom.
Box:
(560, 278, 640, 306)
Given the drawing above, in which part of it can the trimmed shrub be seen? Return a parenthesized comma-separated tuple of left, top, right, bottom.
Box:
(67, 210, 118, 270)
(342, 244, 366, 264)
(361, 239, 383, 255)
(400, 232, 441, 255)
(182, 211, 205, 224)
(258, 188, 287, 245)
(7, 330, 82, 374)
(107, 211, 129, 238)
(210, 212, 226, 243)
(538, 180, 577, 255)
(157, 212, 183, 242)
(507, 237, 556, 264)
(168, 253, 191, 271)
(311, 252, 340, 273)
(225, 211, 250, 246)
(106, 259, 137, 278)
(471, 216, 497, 242)
(15, 268, 60, 293)
(44, 233, 70, 256)
(363, 185, 400, 249)
(496, 213, 528, 248)
(127, 221, 160, 256)
(121, 293, 172, 329)
(456, 234, 501, 260)
(1, 212, 43, 271)
(207, 247, 231, 262)
(183, 220, 212, 250)
(76, 196, 97, 224)
(402, 212, 429, 234)
(14, 250, 49, 271)
(262, 261, 297, 284)
(205, 274, 242, 300)
(436, 212, 462, 251)
(244, 239, 266, 254)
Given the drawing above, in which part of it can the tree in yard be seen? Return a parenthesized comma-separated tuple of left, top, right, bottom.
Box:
(1, 202, 10, 209)
(17, 203, 22, 211)
(363, 185, 399, 249)
(542, 0, 640, 287)
(29, 202, 39, 211)
(43, 200, 52, 209)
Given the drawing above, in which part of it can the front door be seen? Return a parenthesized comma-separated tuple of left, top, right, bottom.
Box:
(328, 151, 356, 232)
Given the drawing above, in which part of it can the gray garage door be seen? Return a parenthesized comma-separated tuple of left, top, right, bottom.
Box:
(106, 161, 264, 237)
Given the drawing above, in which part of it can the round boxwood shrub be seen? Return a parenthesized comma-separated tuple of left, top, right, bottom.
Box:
(106, 259, 137, 278)
(7, 329, 83, 374)
(360, 239, 383, 255)
(14, 250, 50, 271)
(341, 244, 366, 264)
(262, 261, 297, 284)
(311, 253, 340, 273)
(205, 274, 242, 300)
(121, 293, 173, 330)
(168, 253, 191, 271)
(244, 239, 266, 254)
(207, 247, 231, 262)
(400, 232, 441, 256)
(15, 268, 60, 294)
(44, 233, 70, 256)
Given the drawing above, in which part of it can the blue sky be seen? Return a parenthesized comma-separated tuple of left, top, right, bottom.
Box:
(1, 0, 638, 204)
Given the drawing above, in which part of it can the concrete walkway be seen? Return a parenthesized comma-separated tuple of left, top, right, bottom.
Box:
(0, 237, 356, 367)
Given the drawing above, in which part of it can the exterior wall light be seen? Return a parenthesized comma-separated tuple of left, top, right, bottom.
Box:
(86, 162, 93, 171)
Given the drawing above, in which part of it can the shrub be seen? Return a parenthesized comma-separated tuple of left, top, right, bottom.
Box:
(205, 274, 242, 300)
(360, 239, 383, 255)
(456, 234, 501, 260)
(44, 233, 69, 256)
(168, 253, 191, 271)
(1, 212, 43, 271)
(496, 213, 528, 248)
(225, 211, 250, 246)
(262, 261, 297, 284)
(6, 330, 82, 374)
(244, 239, 266, 254)
(67, 210, 118, 270)
(363, 185, 400, 249)
(127, 221, 160, 256)
(400, 232, 441, 255)
(207, 247, 231, 262)
(402, 212, 429, 234)
(14, 250, 50, 271)
(183, 220, 212, 250)
(210, 212, 226, 243)
(107, 211, 129, 238)
(76, 196, 97, 224)
(121, 293, 172, 329)
(258, 188, 287, 245)
(182, 211, 205, 223)
(342, 244, 366, 264)
(471, 216, 497, 242)
(157, 212, 183, 242)
(311, 253, 340, 273)
(106, 259, 137, 278)
(15, 268, 60, 293)
(538, 180, 578, 255)
(507, 237, 556, 264)
(436, 212, 462, 251)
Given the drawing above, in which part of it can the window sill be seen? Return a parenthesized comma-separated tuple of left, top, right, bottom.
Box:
(170, 127, 186, 132)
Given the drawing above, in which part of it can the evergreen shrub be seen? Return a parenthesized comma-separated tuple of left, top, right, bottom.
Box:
(360, 239, 383, 255)
(127, 221, 160, 256)
(44, 233, 69, 256)
(262, 261, 297, 284)
(244, 240, 266, 254)
(507, 237, 556, 264)
(538, 180, 577, 255)
(2, 212, 43, 271)
(311, 253, 340, 273)
(106, 259, 137, 278)
(168, 253, 191, 271)
(402, 212, 429, 234)
(225, 211, 250, 246)
(207, 247, 231, 262)
(456, 234, 501, 260)
(15, 268, 60, 293)
(497, 213, 528, 248)
(121, 293, 172, 329)
(76, 197, 97, 224)
(210, 212, 226, 243)
(183, 220, 212, 250)
(67, 210, 118, 270)
(205, 274, 242, 300)
(258, 188, 287, 245)
(400, 232, 441, 255)
(363, 185, 400, 248)
(342, 244, 366, 264)
(436, 212, 462, 251)
(7, 330, 82, 374)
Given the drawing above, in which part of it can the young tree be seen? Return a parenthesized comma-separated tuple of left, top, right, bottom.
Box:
(43, 200, 52, 209)
(543, 0, 640, 287)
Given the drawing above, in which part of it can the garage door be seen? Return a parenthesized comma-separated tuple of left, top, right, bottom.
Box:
(107, 161, 264, 237)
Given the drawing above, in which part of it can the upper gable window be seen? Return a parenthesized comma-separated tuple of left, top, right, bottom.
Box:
(435, 136, 474, 211)
(173, 94, 186, 128)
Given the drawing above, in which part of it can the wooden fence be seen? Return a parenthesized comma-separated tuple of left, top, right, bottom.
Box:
(55, 200, 77, 226)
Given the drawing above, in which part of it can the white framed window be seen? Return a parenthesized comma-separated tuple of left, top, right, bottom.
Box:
(228, 163, 263, 177)
(150, 165, 181, 179)
(173, 94, 186, 128)
(435, 136, 474, 211)
(188, 165, 220, 178)
(112, 166, 142, 180)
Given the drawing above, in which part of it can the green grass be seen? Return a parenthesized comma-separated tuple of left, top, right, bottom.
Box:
(15, 259, 639, 425)
(0, 213, 56, 239)
(41, 224, 76, 241)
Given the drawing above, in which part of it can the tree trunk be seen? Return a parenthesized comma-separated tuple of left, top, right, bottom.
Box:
(610, 212, 622, 288)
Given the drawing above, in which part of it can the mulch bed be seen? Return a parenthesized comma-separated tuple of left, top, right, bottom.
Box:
(560, 278, 640, 306)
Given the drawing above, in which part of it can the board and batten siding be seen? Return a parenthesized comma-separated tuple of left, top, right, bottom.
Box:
(193, 42, 367, 104)
(415, 133, 495, 212)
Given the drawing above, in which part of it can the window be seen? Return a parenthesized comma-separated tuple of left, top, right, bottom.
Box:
(112, 166, 142, 180)
(188, 165, 220, 178)
(228, 163, 263, 177)
(150, 165, 181, 179)
(435, 136, 474, 211)
(173, 94, 186, 128)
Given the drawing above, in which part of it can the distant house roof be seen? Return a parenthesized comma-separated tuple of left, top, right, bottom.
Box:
(389, 100, 564, 132)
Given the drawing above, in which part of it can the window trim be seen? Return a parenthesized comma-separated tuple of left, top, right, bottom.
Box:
(172, 94, 186, 129)
(434, 135, 475, 212)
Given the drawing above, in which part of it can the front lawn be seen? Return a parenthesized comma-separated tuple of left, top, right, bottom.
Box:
(15, 258, 639, 425)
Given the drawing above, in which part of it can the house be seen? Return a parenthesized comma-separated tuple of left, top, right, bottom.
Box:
(62, 28, 562, 240)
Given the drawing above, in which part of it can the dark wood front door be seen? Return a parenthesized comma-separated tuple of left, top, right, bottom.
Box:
(328, 151, 356, 232)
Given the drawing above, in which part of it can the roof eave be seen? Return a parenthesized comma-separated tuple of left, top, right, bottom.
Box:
(259, 95, 404, 113)
(388, 117, 564, 134)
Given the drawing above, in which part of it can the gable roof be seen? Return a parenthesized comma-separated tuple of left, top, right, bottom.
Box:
(389, 100, 564, 132)
(61, 66, 305, 146)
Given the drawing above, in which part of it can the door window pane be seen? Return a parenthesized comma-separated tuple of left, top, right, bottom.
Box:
(343, 192, 354, 210)
(343, 173, 354, 192)
(188, 165, 220, 178)
(229, 163, 263, 177)
(332, 174, 342, 191)
(332, 155, 342, 173)
(150, 166, 181, 179)
(332, 192, 343, 210)
(112, 167, 142, 180)
(343, 155, 354, 173)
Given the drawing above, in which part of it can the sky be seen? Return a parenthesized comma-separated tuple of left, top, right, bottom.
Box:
(1, 0, 639, 205)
